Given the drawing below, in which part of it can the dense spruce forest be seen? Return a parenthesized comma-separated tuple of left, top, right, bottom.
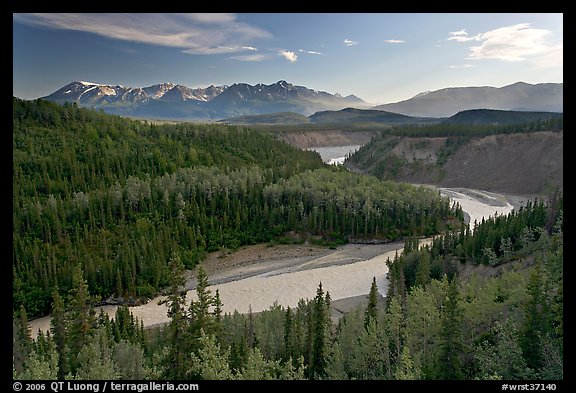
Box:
(13, 191, 563, 380)
(13, 98, 460, 318)
(12, 98, 562, 381)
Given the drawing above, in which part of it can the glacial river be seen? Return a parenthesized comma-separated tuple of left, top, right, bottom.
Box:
(27, 184, 518, 338)
(308, 145, 362, 165)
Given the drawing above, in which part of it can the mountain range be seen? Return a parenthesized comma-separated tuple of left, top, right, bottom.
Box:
(42, 80, 563, 120)
(372, 82, 563, 117)
(43, 80, 369, 120)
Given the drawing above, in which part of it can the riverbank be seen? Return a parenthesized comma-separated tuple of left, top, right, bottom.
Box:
(28, 241, 408, 338)
(27, 186, 529, 339)
(189, 241, 406, 289)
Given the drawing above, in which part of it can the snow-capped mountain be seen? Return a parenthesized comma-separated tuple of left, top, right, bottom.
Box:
(43, 80, 369, 120)
(46, 81, 227, 106)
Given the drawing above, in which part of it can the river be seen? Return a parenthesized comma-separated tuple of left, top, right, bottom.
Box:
(27, 184, 521, 338)
(308, 145, 362, 165)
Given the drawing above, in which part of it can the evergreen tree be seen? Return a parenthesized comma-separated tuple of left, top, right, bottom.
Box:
(520, 265, 548, 371)
(229, 335, 249, 373)
(213, 289, 223, 339)
(438, 277, 464, 379)
(283, 306, 294, 362)
(189, 264, 214, 338)
(162, 253, 188, 379)
(67, 265, 93, 374)
(415, 250, 431, 287)
(13, 305, 33, 374)
(247, 305, 257, 349)
(364, 276, 379, 329)
(310, 282, 328, 379)
(384, 296, 404, 366)
(50, 288, 68, 379)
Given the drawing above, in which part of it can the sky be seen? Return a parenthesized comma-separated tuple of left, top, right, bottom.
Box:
(13, 13, 563, 105)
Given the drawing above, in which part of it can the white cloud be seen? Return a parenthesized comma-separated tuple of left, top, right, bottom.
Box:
(448, 23, 562, 67)
(468, 23, 555, 62)
(13, 13, 271, 55)
(229, 54, 269, 62)
(279, 50, 298, 62)
(447, 29, 480, 42)
(447, 64, 476, 69)
(531, 43, 563, 69)
(343, 39, 358, 46)
(298, 49, 324, 55)
(183, 13, 237, 24)
(384, 39, 405, 43)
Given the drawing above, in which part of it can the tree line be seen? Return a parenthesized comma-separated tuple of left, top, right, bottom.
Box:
(380, 116, 563, 139)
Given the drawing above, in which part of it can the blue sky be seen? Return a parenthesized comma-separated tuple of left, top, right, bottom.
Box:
(13, 13, 563, 105)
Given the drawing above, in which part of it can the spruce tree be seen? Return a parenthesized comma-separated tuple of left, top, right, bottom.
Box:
(189, 264, 215, 342)
(212, 289, 223, 339)
(50, 288, 68, 379)
(163, 253, 188, 379)
(310, 282, 327, 379)
(520, 265, 548, 371)
(283, 306, 294, 362)
(246, 305, 258, 349)
(364, 277, 379, 329)
(415, 250, 431, 287)
(13, 305, 33, 374)
(438, 276, 463, 379)
(67, 265, 93, 374)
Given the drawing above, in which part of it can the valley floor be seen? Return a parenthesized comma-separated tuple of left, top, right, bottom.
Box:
(28, 186, 530, 337)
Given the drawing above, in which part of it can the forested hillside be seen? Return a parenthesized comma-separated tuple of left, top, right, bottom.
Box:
(13, 98, 460, 319)
(13, 191, 562, 380)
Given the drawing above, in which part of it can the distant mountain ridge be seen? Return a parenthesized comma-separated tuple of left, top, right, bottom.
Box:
(220, 107, 437, 126)
(43, 80, 370, 120)
(372, 82, 563, 117)
(219, 107, 560, 128)
(442, 109, 563, 126)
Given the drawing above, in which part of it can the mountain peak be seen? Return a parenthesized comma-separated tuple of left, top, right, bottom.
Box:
(77, 81, 100, 86)
(504, 81, 530, 88)
(43, 80, 370, 120)
(276, 80, 292, 88)
(412, 90, 431, 99)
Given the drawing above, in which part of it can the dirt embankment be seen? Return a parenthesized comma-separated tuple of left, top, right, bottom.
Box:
(278, 130, 376, 148)
(441, 132, 562, 195)
(347, 131, 563, 196)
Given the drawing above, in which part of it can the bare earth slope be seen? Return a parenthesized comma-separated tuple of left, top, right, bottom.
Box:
(440, 132, 562, 195)
(277, 130, 376, 148)
(346, 131, 562, 196)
